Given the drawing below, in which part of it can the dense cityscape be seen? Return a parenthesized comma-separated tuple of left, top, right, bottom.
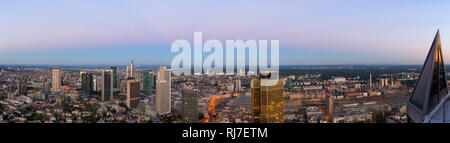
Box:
(0, 59, 423, 123)
(3, 2, 450, 143)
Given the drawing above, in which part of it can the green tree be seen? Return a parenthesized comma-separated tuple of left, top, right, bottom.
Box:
(286, 78, 293, 89)
(33, 114, 43, 121)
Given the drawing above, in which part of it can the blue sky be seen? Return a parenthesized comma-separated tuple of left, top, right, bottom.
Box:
(1, 0, 450, 65)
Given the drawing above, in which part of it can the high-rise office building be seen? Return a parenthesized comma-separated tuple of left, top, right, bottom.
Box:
(93, 78, 97, 92)
(328, 96, 334, 118)
(235, 80, 241, 92)
(102, 69, 114, 102)
(126, 66, 130, 78)
(127, 79, 140, 109)
(40, 76, 50, 94)
(110, 66, 119, 89)
(17, 81, 27, 95)
(251, 73, 285, 123)
(135, 69, 142, 91)
(156, 66, 171, 114)
(153, 73, 157, 90)
(52, 69, 61, 93)
(126, 58, 136, 78)
(143, 72, 154, 96)
(408, 30, 450, 123)
(81, 72, 93, 95)
(182, 89, 198, 123)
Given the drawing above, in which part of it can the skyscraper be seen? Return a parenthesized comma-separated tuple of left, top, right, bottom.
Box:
(391, 74, 394, 87)
(102, 69, 114, 102)
(126, 66, 130, 78)
(40, 76, 50, 94)
(127, 79, 140, 109)
(81, 72, 93, 95)
(126, 58, 136, 78)
(235, 80, 241, 92)
(251, 73, 285, 123)
(182, 89, 198, 123)
(143, 72, 154, 96)
(52, 69, 61, 93)
(135, 69, 142, 91)
(156, 66, 171, 114)
(110, 66, 119, 89)
(328, 96, 334, 119)
(93, 78, 97, 92)
(369, 73, 372, 89)
(17, 81, 27, 95)
(408, 30, 450, 123)
(153, 73, 157, 90)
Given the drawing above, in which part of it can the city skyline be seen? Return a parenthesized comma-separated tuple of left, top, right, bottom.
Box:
(2, 2, 448, 141)
(2, 1, 450, 65)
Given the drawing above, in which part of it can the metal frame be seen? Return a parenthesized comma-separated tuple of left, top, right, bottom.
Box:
(423, 92, 450, 123)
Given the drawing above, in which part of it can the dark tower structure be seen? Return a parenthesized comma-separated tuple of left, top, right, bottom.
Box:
(408, 30, 450, 123)
(81, 72, 93, 95)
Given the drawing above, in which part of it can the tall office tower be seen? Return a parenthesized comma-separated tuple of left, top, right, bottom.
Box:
(391, 74, 394, 87)
(251, 73, 285, 123)
(135, 70, 142, 91)
(40, 76, 50, 94)
(143, 72, 154, 96)
(153, 73, 157, 90)
(52, 69, 61, 93)
(110, 66, 119, 89)
(17, 81, 27, 95)
(369, 73, 372, 89)
(102, 70, 114, 102)
(126, 58, 136, 78)
(81, 72, 93, 95)
(182, 89, 198, 123)
(93, 78, 97, 91)
(126, 66, 130, 78)
(408, 30, 450, 123)
(328, 96, 334, 118)
(127, 79, 140, 109)
(156, 66, 171, 114)
(235, 80, 241, 92)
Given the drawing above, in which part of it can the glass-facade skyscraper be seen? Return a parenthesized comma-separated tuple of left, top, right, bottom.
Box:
(102, 69, 113, 102)
(81, 72, 93, 95)
(182, 89, 198, 123)
(110, 66, 118, 89)
(251, 73, 285, 123)
(143, 72, 154, 97)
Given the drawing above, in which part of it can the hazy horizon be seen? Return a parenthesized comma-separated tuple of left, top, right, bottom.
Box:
(0, 63, 431, 67)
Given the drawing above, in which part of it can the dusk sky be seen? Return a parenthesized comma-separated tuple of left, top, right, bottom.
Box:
(1, 0, 450, 65)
